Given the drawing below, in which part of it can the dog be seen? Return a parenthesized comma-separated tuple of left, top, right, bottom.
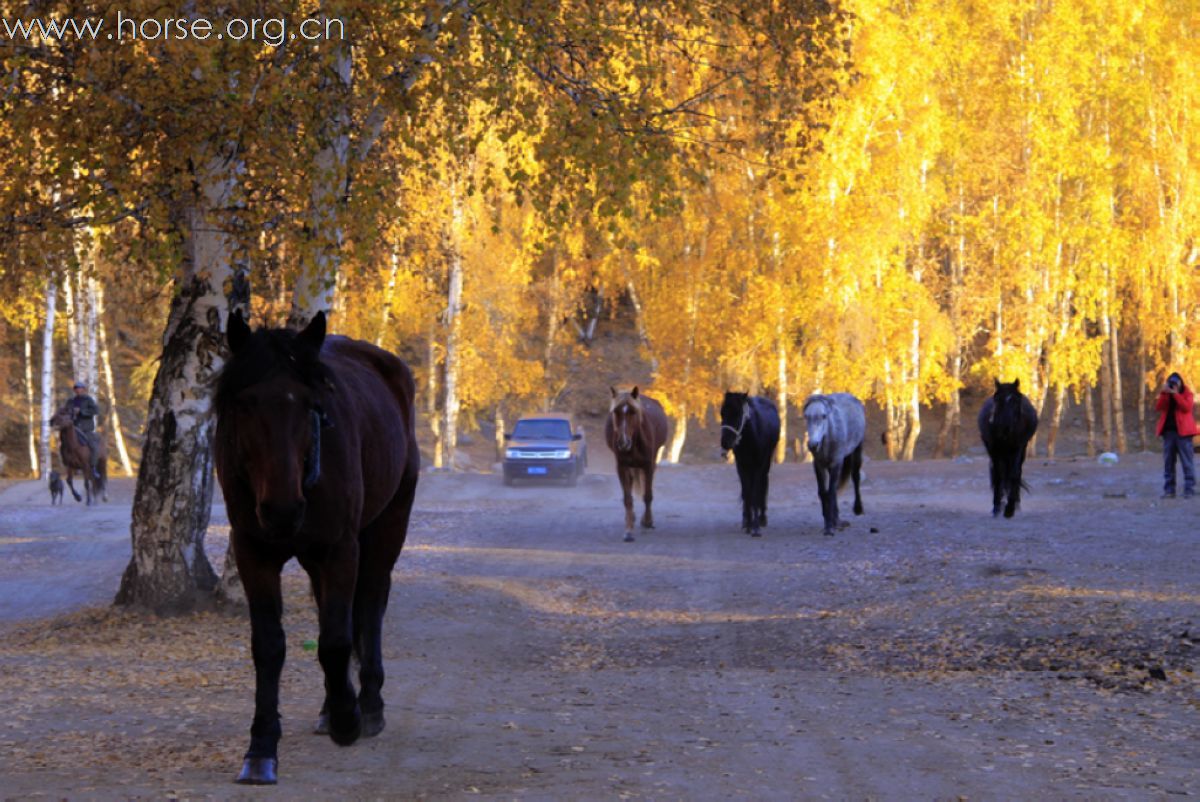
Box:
(48, 470, 64, 505)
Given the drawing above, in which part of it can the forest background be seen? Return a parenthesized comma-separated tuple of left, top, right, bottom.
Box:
(1, 1, 1197, 608)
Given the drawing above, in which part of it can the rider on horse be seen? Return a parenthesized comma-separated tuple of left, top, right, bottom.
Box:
(68, 380, 101, 479)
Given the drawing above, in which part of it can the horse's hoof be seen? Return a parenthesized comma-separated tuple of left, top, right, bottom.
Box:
(313, 712, 330, 735)
(329, 706, 362, 746)
(837, 520, 850, 530)
(236, 757, 278, 785)
(823, 529, 835, 537)
(992, 508, 1001, 518)
(1003, 507, 1016, 519)
(853, 504, 864, 516)
(641, 521, 654, 529)
(363, 709, 385, 737)
(750, 528, 762, 538)
(623, 532, 635, 543)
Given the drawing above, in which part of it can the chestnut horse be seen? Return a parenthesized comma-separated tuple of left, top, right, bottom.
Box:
(215, 311, 420, 785)
(49, 404, 108, 505)
(605, 386, 669, 542)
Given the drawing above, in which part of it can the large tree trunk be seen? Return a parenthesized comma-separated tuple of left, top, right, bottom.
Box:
(1046, 384, 1067, 459)
(95, 284, 134, 476)
(1110, 317, 1126, 453)
(1137, 348, 1148, 452)
(24, 326, 38, 477)
(1083, 384, 1097, 457)
(442, 194, 464, 471)
(775, 334, 788, 464)
(428, 325, 444, 470)
(39, 279, 57, 479)
(901, 320, 921, 461)
(115, 155, 237, 613)
(1099, 320, 1114, 452)
(667, 404, 688, 463)
(289, 41, 352, 329)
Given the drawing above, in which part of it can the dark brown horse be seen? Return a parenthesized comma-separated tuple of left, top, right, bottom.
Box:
(978, 379, 1038, 518)
(605, 386, 669, 542)
(215, 311, 420, 785)
(49, 404, 108, 504)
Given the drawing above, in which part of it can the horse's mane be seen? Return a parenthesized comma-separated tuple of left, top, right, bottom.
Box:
(610, 390, 644, 417)
(215, 328, 334, 411)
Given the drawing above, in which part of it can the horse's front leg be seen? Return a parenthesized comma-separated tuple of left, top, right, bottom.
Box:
(640, 466, 655, 530)
(828, 462, 845, 532)
(813, 462, 832, 535)
(619, 467, 636, 542)
(235, 546, 287, 785)
(65, 469, 82, 503)
(314, 545, 362, 747)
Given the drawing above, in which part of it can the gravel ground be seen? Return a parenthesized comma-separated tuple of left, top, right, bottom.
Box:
(0, 450, 1197, 799)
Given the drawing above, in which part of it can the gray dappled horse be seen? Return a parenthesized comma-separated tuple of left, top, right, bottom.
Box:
(803, 393, 866, 536)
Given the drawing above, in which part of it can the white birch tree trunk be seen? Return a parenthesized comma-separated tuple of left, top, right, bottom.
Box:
(442, 193, 464, 471)
(116, 152, 238, 612)
(290, 41, 352, 329)
(85, 275, 99, 389)
(95, 284, 134, 476)
(62, 273, 81, 383)
(667, 404, 688, 463)
(25, 327, 38, 477)
(39, 279, 57, 479)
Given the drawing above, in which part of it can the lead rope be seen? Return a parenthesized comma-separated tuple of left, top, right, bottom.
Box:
(303, 409, 322, 490)
(721, 403, 752, 447)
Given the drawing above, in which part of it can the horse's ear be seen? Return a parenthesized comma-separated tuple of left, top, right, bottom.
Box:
(228, 309, 251, 355)
(1013, 378, 1020, 390)
(994, 378, 1001, 392)
(631, 386, 639, 399)
(296, 311, 327, 356)
(610, 386, 618, 399)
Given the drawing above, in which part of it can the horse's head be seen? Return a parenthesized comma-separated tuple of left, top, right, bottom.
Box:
(216, 310, 332, 539)
(803, 396, 832, 455)
(609, 386, 644, 453)
(719, 392, 750, 453)
(49, 404, 74, 430)
(989, 379, 1024, 434)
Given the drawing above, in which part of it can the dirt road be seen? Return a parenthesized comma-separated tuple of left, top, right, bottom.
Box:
(1, 453, 1197, 799)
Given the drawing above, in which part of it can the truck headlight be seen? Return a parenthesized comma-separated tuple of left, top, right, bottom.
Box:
(505, 448, 520, 459)
(552, 449, 571, 459)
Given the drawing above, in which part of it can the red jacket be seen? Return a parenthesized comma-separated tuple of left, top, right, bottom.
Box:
(1156, 385, 1198, 437)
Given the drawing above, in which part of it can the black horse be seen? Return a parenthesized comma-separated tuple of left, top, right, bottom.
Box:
(978, 379, 1038, 518)
(215, 311, 420, 785)
(719, 392, 780, 536)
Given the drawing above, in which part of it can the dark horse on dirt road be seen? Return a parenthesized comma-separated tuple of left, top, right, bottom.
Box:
(719, 392, 780, 537)
(605, 386, 669, 542)
(803, 393, 866, 536)
(978, 379, 1038, 518)
(49, 404, 108, 505)
(215, 310, 420, 785)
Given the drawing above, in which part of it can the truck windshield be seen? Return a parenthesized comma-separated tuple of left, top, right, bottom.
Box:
(512, 420, 572, 440)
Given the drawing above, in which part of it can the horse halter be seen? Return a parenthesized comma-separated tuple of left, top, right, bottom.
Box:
(721, 402, 752, 447)
(302, 407, 333, 490)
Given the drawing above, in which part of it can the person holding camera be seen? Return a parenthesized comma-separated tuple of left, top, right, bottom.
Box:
(1155, 371, 1196, 498)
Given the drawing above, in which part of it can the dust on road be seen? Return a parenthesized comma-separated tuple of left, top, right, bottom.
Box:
(0, 453, 1197, 799)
